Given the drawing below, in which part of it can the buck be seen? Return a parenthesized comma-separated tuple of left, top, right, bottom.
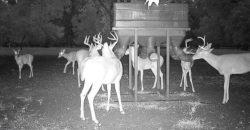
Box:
(145, 0, 159, 9)
(77, 33, 104, 92)
(79, 32, 124, 125)
(58, 49, 77, 75)
(193, 36, 250, 104)
(13, 48, 34, 79)
(125, 44, 164, 92)
(180, 38, 195, 92)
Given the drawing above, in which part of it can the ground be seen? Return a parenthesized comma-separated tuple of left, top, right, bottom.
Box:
(0, 54, 250, 130)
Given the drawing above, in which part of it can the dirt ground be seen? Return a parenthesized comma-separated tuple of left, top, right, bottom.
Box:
(0, 55, 250, 130)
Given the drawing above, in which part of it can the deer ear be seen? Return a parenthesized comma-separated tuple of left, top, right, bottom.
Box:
(207, 43, 212, 49)
(209, 48, 214, 52)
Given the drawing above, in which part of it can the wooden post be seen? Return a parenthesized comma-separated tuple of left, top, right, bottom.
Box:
(157, 46, 161, 90)
(129, 46, 132, 90)
(134, 29, 138, 102)
(166, 29, 170, 98)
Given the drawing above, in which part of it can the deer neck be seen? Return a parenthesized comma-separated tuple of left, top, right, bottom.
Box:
(102, 44, 116, 58)
(14, 54, 19, 60)
(62, 53, 69, 59)
(202, 53, 220, 70)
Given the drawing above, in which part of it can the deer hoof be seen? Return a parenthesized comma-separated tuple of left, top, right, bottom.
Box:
(93, 119, 99, 125)
(80, 116, 85, 120)
(120, 110, 125, 114)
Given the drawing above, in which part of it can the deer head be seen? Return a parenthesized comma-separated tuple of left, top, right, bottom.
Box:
(193, 36, 213, 60)
(183, 38, 195, 54)
(58, 49, 66, 58)
(102, 31, 118, 58)
(90, 32, 103, 56)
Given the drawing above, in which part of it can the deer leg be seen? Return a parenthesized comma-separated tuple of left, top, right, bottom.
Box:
(63, 61, 70, 73)
(18, 65, 22, 79)
(106, 84, 111, 111)
(72, 61, 75, 75)
(31, 65, 33, 77)
(151, 68, 157, 89)
(140, 70, 144, 92)
(180, 69, 184, 87)
(80, 81, 92, 120)
(29, 64, 33, 78)
(115, 81, 125, 114)
(101, 85, 105, 92)
(160, 71, 164, 90)
(184, 71, 188, 91)
(88, 83, 102, 124)
(188, 70, 195, 92)
(223, 75, 230, 104)
(77, 68, 81, 87)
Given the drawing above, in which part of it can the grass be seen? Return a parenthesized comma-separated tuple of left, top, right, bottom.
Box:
(0, 55, 250, 129)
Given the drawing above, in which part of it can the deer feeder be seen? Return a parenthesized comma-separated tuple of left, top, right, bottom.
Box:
(112, 2, 190, 101)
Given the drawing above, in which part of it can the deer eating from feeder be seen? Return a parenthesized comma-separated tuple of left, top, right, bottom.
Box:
(180, 38, 195, 92)
(125, 44, 164, 92)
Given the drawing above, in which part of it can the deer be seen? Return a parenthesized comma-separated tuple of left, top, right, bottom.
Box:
(180, 38, 195, 92)
(58, 49, 77, 75)
(145, 0, 159, 9)
(79, 31, 124, 125)
(13, 48, 34, 79)
(77, 33, 105, 91)
(193, 35, 250, 104)
(125, 44, 164, 92)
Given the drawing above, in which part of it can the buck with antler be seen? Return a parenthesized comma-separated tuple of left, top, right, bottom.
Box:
(13, 48, 34, 79)
(193, 36, 250, 104)
(58, 49, 77, 75)
(125, 44, 164, 92)
(180, 38, 195, 92)
(77, 33, 104, 90)
(79, 31, 124, 125)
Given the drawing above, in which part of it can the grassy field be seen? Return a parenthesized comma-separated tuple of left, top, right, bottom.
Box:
(0, 49, 250, 129)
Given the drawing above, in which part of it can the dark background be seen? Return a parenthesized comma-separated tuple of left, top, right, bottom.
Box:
(0, 0, 250, 50)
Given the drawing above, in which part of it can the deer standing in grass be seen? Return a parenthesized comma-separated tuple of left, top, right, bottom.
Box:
(180, 38, 195, 92)
(193, 36, 250, 104)
(79, 32, 124, 125)
(125, 44, 164, 92)
(58, 49, 77, 75)
(13, 49, 34, 79)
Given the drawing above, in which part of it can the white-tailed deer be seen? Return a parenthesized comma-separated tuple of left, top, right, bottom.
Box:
(58, 49, 77, 75)
(76, 34, 103, 88)
(193, 36, 250, 104)
(125, 44, 164, 92)
(180, 38, 195, 92)
(13, 49, 34, 79)
(79, 31, 124, 125)
(145, 0, 159, 9)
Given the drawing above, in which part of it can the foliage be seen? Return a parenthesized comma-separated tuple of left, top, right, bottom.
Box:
(1, 0, 250, 48)
(193, 0, 250, 48)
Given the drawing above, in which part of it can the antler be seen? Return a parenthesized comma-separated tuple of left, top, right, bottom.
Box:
(83, 35, 91, 47)
(108, 31, 118, 50)
(93, 32, 103, 46)
(197, 35, 206, 47)
(185, 38, 193, 48)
